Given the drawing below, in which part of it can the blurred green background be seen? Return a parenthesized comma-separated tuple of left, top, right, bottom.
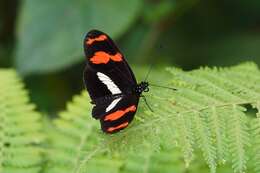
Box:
(0, 0, 260, 114)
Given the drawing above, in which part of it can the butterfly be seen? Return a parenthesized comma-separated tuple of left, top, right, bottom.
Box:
(83, 30, 149, 133)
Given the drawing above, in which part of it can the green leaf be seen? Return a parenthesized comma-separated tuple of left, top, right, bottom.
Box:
(15, 0, 141, 75)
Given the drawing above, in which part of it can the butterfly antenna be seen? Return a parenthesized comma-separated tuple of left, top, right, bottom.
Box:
(149, 83, 177, 91)
(143, 63, 177, 91)
(143, 44, 176, 91)
(142, 95, 153, 112)
(144, 63, 154, 82)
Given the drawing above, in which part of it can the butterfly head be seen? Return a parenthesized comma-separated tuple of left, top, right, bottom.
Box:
(134, 81, 149, 95)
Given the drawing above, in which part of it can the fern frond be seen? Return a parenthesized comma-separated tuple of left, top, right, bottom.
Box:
(0, 69, 44, 173)
(45, 62, 260, 173)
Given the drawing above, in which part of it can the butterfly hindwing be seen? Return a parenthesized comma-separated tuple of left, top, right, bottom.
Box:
(99, 95, 139, 133)
(91, 95, 122, 119)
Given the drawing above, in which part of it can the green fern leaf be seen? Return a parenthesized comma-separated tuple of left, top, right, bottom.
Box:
(45, 62, 260, 173)
(0, 69, 44, 173)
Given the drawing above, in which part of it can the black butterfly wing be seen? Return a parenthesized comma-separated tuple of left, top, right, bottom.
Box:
(83, 30, 140, 133)
(83, 30, 137, 101)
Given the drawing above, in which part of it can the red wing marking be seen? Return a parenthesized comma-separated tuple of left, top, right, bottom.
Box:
(90, 51, 123, 64)
(86, 35, 107, 45)
(107, 122, 129, 132)
(104, 105, 136, 121)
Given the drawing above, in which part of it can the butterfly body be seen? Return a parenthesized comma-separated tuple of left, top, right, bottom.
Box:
(83, 30, 149, 133)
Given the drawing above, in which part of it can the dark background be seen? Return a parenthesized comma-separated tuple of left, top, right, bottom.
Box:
(0, 0, 260, 114)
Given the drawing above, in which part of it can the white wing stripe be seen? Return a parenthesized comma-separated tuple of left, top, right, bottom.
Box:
(97, 72, 121, 94)
(106, 97, 122, 112)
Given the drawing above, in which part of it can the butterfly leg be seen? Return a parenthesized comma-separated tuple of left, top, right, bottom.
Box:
(141, 95, 153, 112)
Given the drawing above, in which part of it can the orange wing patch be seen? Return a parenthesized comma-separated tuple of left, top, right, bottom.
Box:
(107, 122, 129, 132)
(90, 51, 123, 64)
(104, 105, 136, 121)
(86, 35, 107, 45)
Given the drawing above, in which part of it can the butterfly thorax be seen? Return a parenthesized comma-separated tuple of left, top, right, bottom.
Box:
(134, 81, 149, 95)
